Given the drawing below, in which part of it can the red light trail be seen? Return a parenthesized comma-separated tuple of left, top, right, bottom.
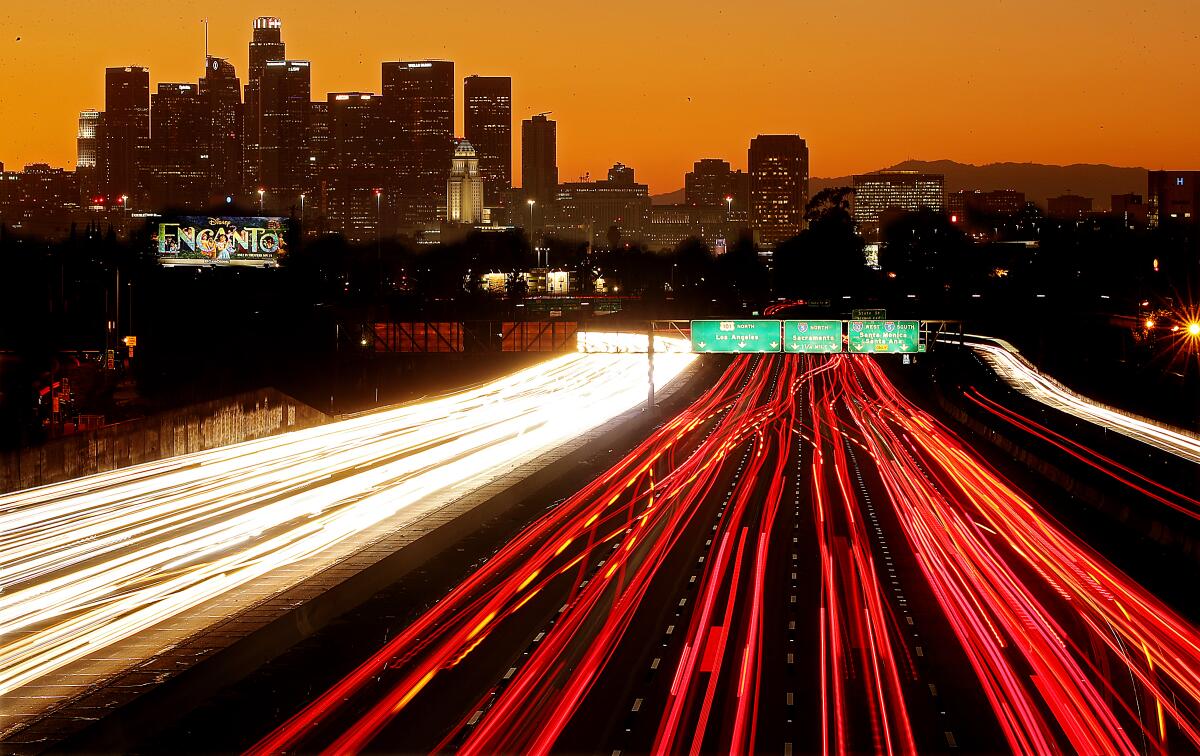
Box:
(247, 353, 1200, 755)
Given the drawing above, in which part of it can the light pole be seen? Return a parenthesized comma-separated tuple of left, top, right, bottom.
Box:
(258, 188, 265, 212)
(299, 192, 306, 225)
(374, 188, 383, 296)
(725, 195, 733, 218)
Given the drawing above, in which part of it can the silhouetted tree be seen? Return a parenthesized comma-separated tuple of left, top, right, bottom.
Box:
(773, 187, 865, 298)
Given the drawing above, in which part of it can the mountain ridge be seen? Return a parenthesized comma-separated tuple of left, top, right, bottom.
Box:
(651, 160, 1149, 210)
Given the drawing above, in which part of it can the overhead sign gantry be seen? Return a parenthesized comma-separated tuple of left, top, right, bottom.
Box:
(689, 319, 931, 354)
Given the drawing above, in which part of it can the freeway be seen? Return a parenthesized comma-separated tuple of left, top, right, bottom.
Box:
(959, 334, 1200, 465)
(0, 333, 695, 731)
(234, 352, 1200, 754)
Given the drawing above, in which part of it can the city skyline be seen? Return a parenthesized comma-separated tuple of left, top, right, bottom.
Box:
(2, 1, 1199, 193)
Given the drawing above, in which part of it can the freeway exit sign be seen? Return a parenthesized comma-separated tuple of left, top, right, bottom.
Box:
(847, 320, 921, 353)
(783, 320, 843, 353)
(690, 320, 782, 353)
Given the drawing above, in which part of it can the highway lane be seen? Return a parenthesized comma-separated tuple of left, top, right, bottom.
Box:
(245, 353, 783, 753)
(243, 354, 1002, 754)
(836, 356, 1200, 752)
(0, 332, 695, 727)
(958, 333, 1200, 465)
(148, 352, 1200, 753)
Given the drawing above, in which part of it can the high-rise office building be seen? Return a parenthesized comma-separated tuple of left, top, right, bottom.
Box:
(200, 56, 243, 200)
(100, 66, 150, 203)
(381, 60, 455, 227)
(307, 100, 330, 231)
(77, 110, 102, 202)
(446, 140, 485, 225)
(464, 75, 511, 205)
(748, 135, 809, 247)
(76, 110, 101, 171)
(149, 83, 207, 208)
(852, 171, 944, 239)
(325, 92, 386, 242)
(521, 113, 557, 208)
(259, 60, 312, 208)
(1147, 171, 1200, 226)
(245, 17, 285, 190)
(685, 158, 749, 211)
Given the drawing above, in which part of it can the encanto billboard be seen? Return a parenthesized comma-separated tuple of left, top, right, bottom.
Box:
(153, 216, 288, 266)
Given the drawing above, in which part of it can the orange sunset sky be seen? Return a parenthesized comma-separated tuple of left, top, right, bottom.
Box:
(0, 0, 1197, 192)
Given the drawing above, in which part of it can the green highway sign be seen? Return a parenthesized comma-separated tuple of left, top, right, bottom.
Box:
(852, 308, 887, 321)
(691, 320, 782, 353)
(847, 320, 921, 353)
(783, 320, 843, 353)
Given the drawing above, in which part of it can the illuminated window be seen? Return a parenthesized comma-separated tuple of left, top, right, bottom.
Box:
(1178, 177, 1186, 186)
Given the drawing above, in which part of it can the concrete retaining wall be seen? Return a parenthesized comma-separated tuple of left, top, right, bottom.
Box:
(933, 391, 1200, 561)
(0, 389, 329, 493)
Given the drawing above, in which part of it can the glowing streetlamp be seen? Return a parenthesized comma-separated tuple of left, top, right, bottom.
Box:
(257, 188, 265, 212)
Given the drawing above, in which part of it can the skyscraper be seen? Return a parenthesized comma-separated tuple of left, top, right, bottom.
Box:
(245, 17, 285, 190)
(76, 110, 101, 202)
(76, 110, 100, 171)
(200, 56, 243, 201)
(149, 82, 207, 208)
(521, 113, 557, 207)
(381, 60, 455, 227)
(100, 66, 150, 203)
(685, 158, 749, 211)
(446, 140, 485, 225)
(463, 75, 511, 205)
(259, 60, 312, 208)
(748, 135, 808, 247)
(325, 92, 386, 242)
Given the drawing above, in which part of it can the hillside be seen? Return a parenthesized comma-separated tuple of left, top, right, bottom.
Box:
(652, 160, 1149, 210)
(812, 160, 1148, 210)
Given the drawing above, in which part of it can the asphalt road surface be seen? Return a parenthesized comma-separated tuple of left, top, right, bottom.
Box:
(131, 351, 1200, 755)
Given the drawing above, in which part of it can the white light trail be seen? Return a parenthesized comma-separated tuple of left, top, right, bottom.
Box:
(960, 334, 1200, 464)
(0, 335, 695, 700)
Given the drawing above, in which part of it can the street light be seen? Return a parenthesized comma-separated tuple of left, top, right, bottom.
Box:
(374, 188, 382, 236)
(374, 188, 383, 294)
(725, 195, 733, 216)
(1188, 322, 1200, 337)
(257, 188, 265, 212)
